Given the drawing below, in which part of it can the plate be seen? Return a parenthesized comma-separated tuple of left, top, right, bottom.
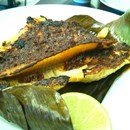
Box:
(100, 0, 130, 12)
(0, 4, 129, 130)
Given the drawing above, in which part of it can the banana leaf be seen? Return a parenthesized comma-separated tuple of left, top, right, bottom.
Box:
(0, 85, 74, 130)
(105, 9, 130, 46)
(66, 15, 116, 41)
(66, 15, 104, 35)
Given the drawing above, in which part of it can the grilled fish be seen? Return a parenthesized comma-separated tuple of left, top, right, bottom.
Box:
(1, 41, 129, 86)
(0, 16, 115, 78)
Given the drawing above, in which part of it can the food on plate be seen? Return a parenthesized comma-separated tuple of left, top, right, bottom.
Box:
(0, 16, 114, 78)
(41, 13, 130, 83)
(1, 41, 129, 86)
(0, 9, 130, 130)
(0, 15, 129, 86)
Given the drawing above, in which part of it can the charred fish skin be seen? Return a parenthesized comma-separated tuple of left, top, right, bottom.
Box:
(34, 76, 69, 90)
(0, 17, 115, 78)
(0, 85, 74, 130)
(0, 75, 69, 91)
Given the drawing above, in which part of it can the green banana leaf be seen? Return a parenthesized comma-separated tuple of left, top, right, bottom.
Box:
(106, 9, 130, 46)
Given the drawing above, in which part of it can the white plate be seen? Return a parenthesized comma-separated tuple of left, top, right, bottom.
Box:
(0, 4, 129, 130)
(100, 0, 130, 12)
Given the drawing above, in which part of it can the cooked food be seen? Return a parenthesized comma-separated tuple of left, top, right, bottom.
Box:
(0, 85, 74, 130)
(0, 16, 114, 78)
(0, 14, 129, 87)
(1, 40, 129, 87)
(0, 9, 130, 130)
(0, 76, 69, 90)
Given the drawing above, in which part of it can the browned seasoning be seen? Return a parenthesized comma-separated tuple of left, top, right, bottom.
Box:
(0, 18, 114, 75)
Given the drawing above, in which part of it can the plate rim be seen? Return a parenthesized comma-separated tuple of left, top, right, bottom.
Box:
(100, 0, 127, 12)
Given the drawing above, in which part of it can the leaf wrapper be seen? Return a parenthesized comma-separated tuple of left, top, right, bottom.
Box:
(0, 85, 74, 130)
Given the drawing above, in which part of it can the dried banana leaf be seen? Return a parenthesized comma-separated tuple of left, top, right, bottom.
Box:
(66, 15, 104, 35)
(0, 16, 115, 78)
(0, 85, 74, 130)
(67, 15, 114, 39)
